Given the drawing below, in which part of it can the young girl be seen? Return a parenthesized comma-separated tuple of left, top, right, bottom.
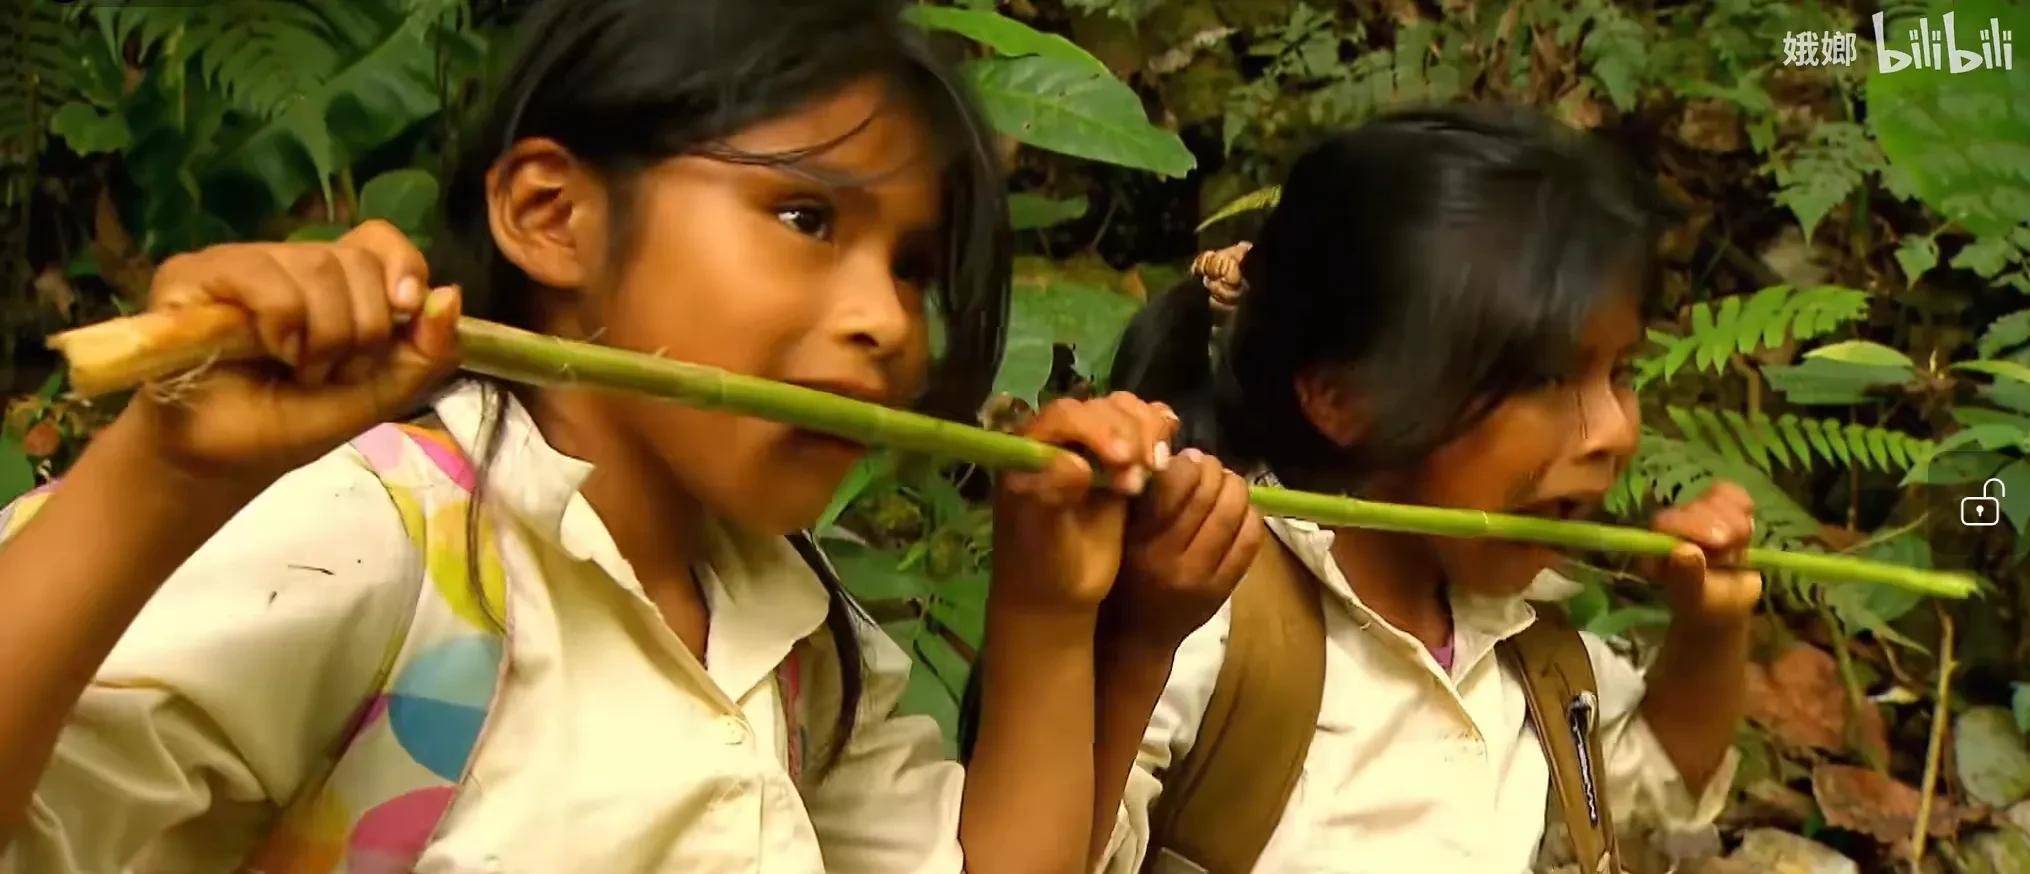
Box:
(0, 1, 1260, 870)
(1095, 107, 1758, 873)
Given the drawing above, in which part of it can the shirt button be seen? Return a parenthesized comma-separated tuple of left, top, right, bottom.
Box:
(715, 715, 748, 745)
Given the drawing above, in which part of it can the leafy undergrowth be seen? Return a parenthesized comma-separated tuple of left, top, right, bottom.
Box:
(4, 1, 2029, 871)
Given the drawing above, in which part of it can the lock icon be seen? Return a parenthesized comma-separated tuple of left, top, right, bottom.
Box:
(1963, 478, 2006, 527)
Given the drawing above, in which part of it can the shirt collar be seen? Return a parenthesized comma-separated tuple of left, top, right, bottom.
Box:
(430, 380, 596, 549)
(430, 381, 828, 698)
(1256, 471, 1554, 645)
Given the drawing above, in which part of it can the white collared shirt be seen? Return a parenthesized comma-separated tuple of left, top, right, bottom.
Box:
(4, 383, 964, 873)
(1101, 516, 1737, 874)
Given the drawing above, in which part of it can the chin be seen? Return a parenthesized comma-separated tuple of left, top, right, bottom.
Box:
(1449, 542, 1564, 598)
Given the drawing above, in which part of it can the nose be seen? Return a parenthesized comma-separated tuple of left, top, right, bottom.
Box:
(831, 248, 916, 361)
(1576, 378, 1639, 464)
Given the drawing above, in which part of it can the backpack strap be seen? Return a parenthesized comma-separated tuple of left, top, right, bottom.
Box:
(1144, 532, 1324, 874)
(1498, 605, 1623, 874)
(245, 421, 511, 874)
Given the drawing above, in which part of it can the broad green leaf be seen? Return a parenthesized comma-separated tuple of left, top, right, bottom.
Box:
(358, 168, 438, 238)
(1564, 575, 1610, 629)
(966, 55, 1196, 178)
(1895, 234, 1939, 286)
(1952, 407, 2030, 433)
(0, 436, 32, 506)
(992, 332, 1054, 405)
(49, 101, 131, 155)
(2002, 460, 2030, 533)
(1008, 193, 1089, 230)
(1588, 606, 1670, 640)
(1979, 310, 2030, 360)
(995, 257, 1143, 403)
(286, 223, 349, 242)
(2015, 684, 2030, 735)
(927, 570, 990, 652)
(1198, 185, 1283, 231)
(1868, 0, 2030, 238)
(902, 6, 1106, 73)
(1956, 707, 2030, 808)
(819, 453, 895, 533)
(1956, 359, 2030, 386)
(1806, 340, 1915, 370)
(884, 624, 969, 756)
(824, 541, 934, 602)
(1764, 358, 1912, 405)
(1955, 236, 2022, 279)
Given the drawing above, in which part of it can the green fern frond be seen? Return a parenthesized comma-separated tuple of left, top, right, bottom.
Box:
(0, 3, 86, 174)
(88, 0, 379, 120)
(1636, 285, 1870, 389)
(1662, 405, 1934, 474)
(1609, 430, 1824, 545)
(1197, 185, 1283, 231)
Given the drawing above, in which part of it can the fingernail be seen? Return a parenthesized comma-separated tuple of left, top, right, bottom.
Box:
(1158, 404, 1180, 423)
(423, 286, 456, 318)
(279, 334, 302, 368)
(394, 276, 422, 310)
(1152, 441, 1171, 471)
(1181, 447, 1203, 462)
(1712, 524, 1728, 541)
(1120, 467, 1148, 495)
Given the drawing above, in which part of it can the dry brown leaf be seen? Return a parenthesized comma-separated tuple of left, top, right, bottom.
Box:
(1556, 87, 1604, 131)
(21, 422, 60, 458)
(1675, 99, 1745, 153)
(1745, 644, 1890, 762)
(1384, 0, 1422, 27)
(1812, 763, 1971, 846)
(33, 265, 76, 322)
(92, 189, 154, 302)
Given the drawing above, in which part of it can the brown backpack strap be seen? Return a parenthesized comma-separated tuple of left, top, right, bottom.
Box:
(1498, 605, 1623, 874)
(1145, 533, 1325, 874)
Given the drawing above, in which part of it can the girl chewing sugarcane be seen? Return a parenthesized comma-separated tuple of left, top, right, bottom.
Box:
(0, 1, 1263, 870)
(1096, 107, 1758, 874)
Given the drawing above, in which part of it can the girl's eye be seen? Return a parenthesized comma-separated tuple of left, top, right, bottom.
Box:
(894, 250, 936, 289)
(775, 203, 834, 241)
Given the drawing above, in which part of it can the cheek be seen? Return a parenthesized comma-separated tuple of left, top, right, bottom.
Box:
(1415, 401, 1567, 510)
(604, 190, 823, 375)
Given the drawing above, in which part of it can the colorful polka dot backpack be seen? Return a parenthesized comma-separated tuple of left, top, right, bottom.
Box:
(0, 415, 826, 871)
(244, 419, 513, 872)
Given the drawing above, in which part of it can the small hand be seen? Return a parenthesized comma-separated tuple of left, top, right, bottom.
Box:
(1109, 448, 1264, 648)
(1645, 481, 1762, 629)
(992, 393, 1178, 615)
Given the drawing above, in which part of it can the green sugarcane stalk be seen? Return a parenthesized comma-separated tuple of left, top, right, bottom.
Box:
(48, 309, 1981, 599)
(457, 319, 1977, 600)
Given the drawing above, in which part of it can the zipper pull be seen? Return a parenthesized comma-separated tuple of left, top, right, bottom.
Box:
(1566, 690, 1602, 826)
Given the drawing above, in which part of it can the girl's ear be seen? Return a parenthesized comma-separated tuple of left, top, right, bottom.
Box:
(1294, 365, 1368, 448)
(485, 137, 607, 293)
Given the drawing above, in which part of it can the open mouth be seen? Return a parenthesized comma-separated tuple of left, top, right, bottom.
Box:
(1514, 497, 1598, 522)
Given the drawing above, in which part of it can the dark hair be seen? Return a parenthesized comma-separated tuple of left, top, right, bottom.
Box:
(1113, 106, 1667, 490)
(433, 0, 1010, 774)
